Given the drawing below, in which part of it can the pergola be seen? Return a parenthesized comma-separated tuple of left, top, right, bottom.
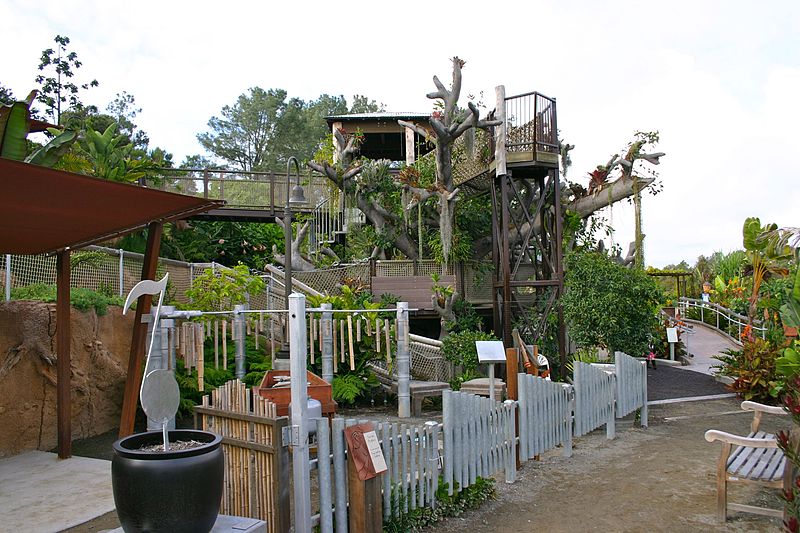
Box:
(0, 158, 223, 458)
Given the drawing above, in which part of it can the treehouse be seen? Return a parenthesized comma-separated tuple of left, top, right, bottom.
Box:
(325, 112, 434, 166)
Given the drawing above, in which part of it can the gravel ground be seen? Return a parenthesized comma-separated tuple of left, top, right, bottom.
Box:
(429, 397, 783, 533)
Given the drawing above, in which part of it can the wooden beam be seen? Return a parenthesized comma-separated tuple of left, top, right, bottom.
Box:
(56, 250, 71, 459)
(119, 222, 163, 437)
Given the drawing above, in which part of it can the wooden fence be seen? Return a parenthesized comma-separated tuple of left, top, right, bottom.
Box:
(573, 361, 616, 439)
(614, 352, 648, 425)
(517, 373, 573, 460)
(194, 380, 289, 533)
(442, 390, 517, 493)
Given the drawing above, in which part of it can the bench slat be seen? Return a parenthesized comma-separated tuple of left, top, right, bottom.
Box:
(726, 431, 785, 482)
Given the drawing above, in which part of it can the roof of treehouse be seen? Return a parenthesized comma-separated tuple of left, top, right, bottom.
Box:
(325, 111, 429, 123)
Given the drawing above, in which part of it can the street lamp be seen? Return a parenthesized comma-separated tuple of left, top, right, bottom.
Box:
(284, 156, 307, 311)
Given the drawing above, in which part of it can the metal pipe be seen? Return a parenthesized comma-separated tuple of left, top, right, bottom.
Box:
(289, 293, 311, 533)
(396, 302, 410, 418)
(332, 417, 347, 533)
(316, 418, 333, 532)
(234, 304, 247, 380)
(118, 249, 124, 296)
(4, 254, 10, 301)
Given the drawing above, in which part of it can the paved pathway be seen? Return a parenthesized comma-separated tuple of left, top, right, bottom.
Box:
(677, 320, 741, 376)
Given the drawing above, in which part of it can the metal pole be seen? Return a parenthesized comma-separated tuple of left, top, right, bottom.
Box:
(316, 417, 333, 532)
(118, 249, 124, 297)
(321, 303, 334, 383)
(289, 293, 311, 533)
(4, 254, 10, 301)
(234, 304, 247, 380)
(396, 302, 410, 418)
(489, 364, 496, 402)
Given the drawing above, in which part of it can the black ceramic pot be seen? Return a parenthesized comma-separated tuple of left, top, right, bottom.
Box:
(112, 429, 224, 533)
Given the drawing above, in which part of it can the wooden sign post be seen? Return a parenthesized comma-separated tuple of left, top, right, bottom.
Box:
(344, 422, 386, 533)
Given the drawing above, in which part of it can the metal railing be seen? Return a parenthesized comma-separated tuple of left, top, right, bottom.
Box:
(677, 297, 767, 342)
(143, 168, 332, 212)
(504, 91, 559, 155)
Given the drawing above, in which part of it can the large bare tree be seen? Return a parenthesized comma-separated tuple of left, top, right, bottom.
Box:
(398, 57, 501, 270)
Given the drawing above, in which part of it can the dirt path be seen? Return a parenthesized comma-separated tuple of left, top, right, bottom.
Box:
(432, 397, 783, 533)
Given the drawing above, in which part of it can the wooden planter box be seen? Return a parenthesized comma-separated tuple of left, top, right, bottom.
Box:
(257, 370, 337, 417)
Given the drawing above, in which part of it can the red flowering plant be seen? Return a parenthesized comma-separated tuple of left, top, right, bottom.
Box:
(778, 374, 800, 530)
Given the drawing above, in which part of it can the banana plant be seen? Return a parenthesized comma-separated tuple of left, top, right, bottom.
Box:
(0, 89, 77, 165)
(79, 123, 158, 182)
(743, 217, 792, 320)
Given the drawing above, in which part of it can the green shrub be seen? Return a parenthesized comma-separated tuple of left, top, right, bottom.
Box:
(383, 476, 496, 532)
(562, 251, 662, 356)
(441, 329, 498, 372)
(11, 283, 123, 315)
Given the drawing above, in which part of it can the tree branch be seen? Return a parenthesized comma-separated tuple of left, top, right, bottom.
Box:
(397, 120, 431, 139)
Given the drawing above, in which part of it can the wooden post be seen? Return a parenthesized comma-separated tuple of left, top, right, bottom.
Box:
(273, 417, 290, 532)
(348, 455, 383, 533)
(119, 222, 163, 437)
(56, 250, 71, 458)
(505, 347, 520, 470)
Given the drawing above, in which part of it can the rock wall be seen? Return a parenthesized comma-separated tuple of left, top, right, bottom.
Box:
(0, 301, 133, 457)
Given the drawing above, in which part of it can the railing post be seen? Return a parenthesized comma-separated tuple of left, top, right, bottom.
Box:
(270, 172, 275, 215)
(321, 303, 334, 383)
(233, 304, 247, 380)
(203, 169, 209, 199)
(289, 292, 311, 533)
(117, 249, 125, 297)
(397, 302, 411, 418)
(5, 254, 11, 301)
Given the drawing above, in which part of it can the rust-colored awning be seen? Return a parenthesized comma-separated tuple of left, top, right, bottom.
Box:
(0, 158, 224, 254)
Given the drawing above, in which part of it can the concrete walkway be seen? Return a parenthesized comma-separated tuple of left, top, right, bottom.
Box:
(0, 451, 114, 533)
(676, 320, 741, 376)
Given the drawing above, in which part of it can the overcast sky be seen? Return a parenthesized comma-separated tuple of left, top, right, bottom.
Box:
(3, 0, 798, 267)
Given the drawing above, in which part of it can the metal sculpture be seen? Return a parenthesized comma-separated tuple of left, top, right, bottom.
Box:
(123, 273, 177, 451)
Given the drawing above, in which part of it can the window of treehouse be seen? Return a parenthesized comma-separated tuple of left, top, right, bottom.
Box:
(359, 131, 432, 163)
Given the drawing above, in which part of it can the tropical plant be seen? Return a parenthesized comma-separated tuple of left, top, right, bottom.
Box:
(78, 123, 160, 182)
(714, 333, 782, 403)
(743, 217, 792, 320)
(0, 90, 77, 165)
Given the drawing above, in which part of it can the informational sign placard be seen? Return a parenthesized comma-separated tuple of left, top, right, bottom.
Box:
(666, 327, 678, 343)
(344, 422, 388, 481)
(476, 340, 507, 363)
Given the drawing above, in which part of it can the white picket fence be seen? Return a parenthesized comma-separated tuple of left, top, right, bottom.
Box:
(517, 374, 573, 460)
(614, 351, 648, 426)
(442, 390, 518, 493)
(313, 417, 440, 532)
(573, 361, 616, 439)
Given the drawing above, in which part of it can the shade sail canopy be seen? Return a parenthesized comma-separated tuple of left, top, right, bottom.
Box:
(0, 158, 224, 254)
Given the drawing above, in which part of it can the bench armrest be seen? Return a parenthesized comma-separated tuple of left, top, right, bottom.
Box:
(741, 401, 787, 432)
(704, 429, 778, 448)
(741, 401, 787, 416)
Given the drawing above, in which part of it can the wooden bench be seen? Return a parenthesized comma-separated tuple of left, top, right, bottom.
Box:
(704, 400, 789, 522)
(391, 380, 451, 417)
